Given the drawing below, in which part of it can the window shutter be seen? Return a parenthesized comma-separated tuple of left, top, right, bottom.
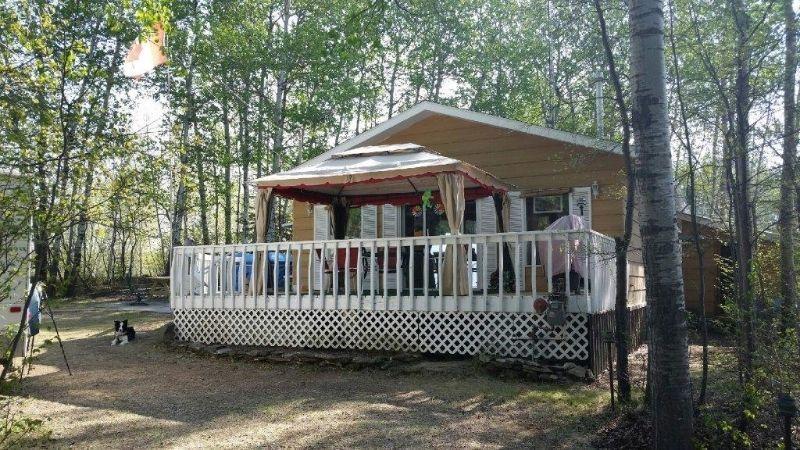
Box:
(569, 187, 592, 229)
(382, 205, 401, 238)
(361, 205, 377, 238)
(313, 205, 331, 240)
(507, 192, 526, 284)
(379, 204, 403, 290)
(312, 205, 330, 291)
(507, 192, 525, 232)
(475, 197, 498, 288)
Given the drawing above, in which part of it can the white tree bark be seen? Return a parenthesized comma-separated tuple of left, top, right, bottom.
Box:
(628, 0, 693, 446)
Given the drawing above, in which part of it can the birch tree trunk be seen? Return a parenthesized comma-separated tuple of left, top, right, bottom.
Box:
(170, 0, 199, 255)
(594, 0, 634, 404)
(780, 0, 798, 336)
(267, 0, 290, 242)
(628, 0, 693, 445)
(668, 2, 710, 406)
(730, 0, 756, 380)
(194, 121, 210, 245)
(222, 93, 233, 245)
(239, 76, 251, 243)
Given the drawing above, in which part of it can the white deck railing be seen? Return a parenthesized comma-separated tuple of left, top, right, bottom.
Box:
(170, 230, 616, 314)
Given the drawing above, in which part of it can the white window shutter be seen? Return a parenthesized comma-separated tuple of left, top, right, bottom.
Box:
(507, 192, 525, 232)
(569, 187, 592, 229)
(313, 205, 331, 240)
(382, 205, 401, 238)
(508, 192, 526, 278)
(380, 204, 403, 290)
(475, 197, 498, 288)
(361, 205, 377, 238)
(312, 205, 330, 291)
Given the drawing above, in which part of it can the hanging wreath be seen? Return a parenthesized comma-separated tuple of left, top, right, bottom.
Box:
(433, 202, 445, 215)
(410, 205, 423, 217)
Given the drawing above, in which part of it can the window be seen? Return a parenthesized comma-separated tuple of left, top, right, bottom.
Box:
(526, 194, 569, 231)
(526, 194, 569, 265)
(533, 195, 563, 213)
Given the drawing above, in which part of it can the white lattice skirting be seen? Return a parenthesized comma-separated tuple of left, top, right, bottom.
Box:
(173, 309, 589, 361)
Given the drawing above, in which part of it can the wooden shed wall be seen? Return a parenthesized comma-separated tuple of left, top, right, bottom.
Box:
(680, 220, 723, 316)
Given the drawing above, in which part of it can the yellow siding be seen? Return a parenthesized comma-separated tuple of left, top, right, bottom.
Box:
(292, 200, 314, 241)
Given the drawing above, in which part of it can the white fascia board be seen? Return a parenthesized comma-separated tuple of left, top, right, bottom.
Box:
(295, 101, 622, 171)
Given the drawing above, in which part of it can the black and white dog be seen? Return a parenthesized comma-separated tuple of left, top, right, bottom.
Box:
(111, 320, 136, 346)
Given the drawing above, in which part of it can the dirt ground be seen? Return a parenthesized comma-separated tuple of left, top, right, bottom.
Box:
(9, 304, 615, 448)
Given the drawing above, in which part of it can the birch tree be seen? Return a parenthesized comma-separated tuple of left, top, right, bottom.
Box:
(628, 0, 693, 445)
(779, 0, 797, 337)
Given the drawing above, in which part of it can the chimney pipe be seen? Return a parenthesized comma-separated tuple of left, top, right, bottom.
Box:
(593, 71, 605, 138)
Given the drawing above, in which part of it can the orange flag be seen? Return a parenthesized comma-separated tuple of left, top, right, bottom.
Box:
(123, 23, 167, 78)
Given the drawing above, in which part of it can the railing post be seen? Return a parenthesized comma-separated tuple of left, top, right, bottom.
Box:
(438, 236, 444, 310)
(370, 240, 377, 308)
(357, 242, 363, 307)
(382, 240, 388, 303)
(209, 246, 216, 308)
(514, 233, 521, 309)
(273, 243, 279, 308)
(283, 245, 290, 306)
(408, 239, 414, 309)
(332, 241, 339, 301)
(531, 236, 537, 299)
(178, 248, 185, 309)
(585, 232, 592, 312)
(239, 245, 246, 308)
(546, 233, 553, 294)
(344, 241, 351, 302)
(482, 237, 488, 302)
(467, 236, 474, 310)
(307, 242, 314, 302)
(498, 238, 504, 302)
(565, 232, 572, 295)
(423, 237, 430, 311)
(295, 245, 302, 309)
(395, 239, 402, 308)
(189, 248, 196, 307)
(319, 241, 326, 307)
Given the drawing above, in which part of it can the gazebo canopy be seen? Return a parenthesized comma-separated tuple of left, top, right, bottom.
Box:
(253, 143, 513, 206)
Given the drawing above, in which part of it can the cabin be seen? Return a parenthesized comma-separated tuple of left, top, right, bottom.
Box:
(169, 101, 728, 374)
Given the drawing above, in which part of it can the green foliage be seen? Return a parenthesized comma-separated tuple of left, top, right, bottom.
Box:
(0, 401, 49, 449)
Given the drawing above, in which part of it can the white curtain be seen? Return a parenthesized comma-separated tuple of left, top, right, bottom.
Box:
(536, 214, 588, 278)
(437, 173, 469, 295)
(253, 188, 273, 294)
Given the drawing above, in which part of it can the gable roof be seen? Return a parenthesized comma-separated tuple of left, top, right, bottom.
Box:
(297, 101, 622, 170)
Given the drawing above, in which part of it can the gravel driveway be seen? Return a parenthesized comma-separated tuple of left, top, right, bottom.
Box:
(10, 306, 610, 448)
